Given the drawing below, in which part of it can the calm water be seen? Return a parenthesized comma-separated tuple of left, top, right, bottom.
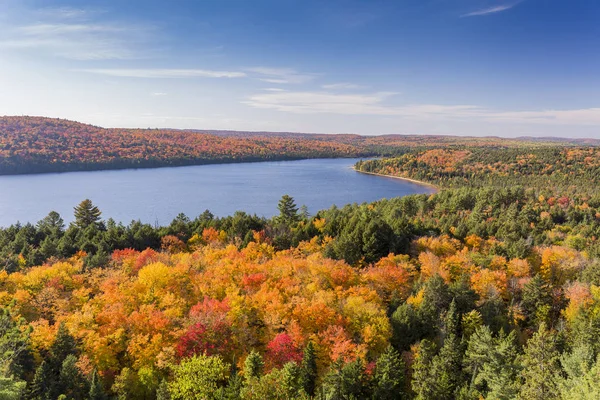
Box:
(0, 158, 434, 227)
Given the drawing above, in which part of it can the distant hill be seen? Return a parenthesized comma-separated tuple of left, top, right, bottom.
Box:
(0, 116, 596, 175)
(199, 129, 600, 147)
(0, 116, 367, 174)
(516, 136, 600, 146)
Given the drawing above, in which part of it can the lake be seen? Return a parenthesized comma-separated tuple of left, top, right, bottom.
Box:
(0, 158, 435, 227)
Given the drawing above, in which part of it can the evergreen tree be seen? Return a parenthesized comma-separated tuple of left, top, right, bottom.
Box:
(73, 199, 102, 229)
(412, 301, 465, 400)
(28, 361, 52, 400)
(391, 303, 423, 351)
(521, 275, 553, 328)
(485, 330, 520, 399)
(39, 237, 58, 259)
(560, 344, 594, 383)
(58, 354, 89, 399)
(276, 195, 300, 224)
(0, 374, 26, 400)
(244, 350, 264, 379)
(332, 223, 363, 265)
(89, 369, 107, 400)
(419, 275, 452, 334)
(558, 345, 600, 399)
(299, 205, 310, 219)
(0, 308, 28, 400)
(373, 346, 405, 400)
(49, 323, 77, 370)
(361, 219, 394, 264)
(518, 323, 561, 400)
(411, 339, 437, 400)
(220, 371, 243, 400)
(279, 362, 303, 398)
(300, 341, 318, 397)
(465, 326, 520, 399)
(47, 322, 78, 399)
(463, 325, 493, 398)
(432, 300, 465, 399)
(0, 306, 32, 381)
(479, 294, 509, 333)
(442, 299, 460, 339)
(322, 359, 371, 400)
(37, 211, 65, 235)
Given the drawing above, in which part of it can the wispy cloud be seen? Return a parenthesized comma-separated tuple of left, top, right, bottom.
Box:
(77, 68, 247, 78)
(151, 92, 168, 96)
(36, 6, 93, 20)
(481, 108, 600, 125)
(17, 23, 126, 36)
(0, 6, 155, 60)
(247, 67, 317, 84)
(243, 90, 600, 126)
(244, 91, 439, 116)
(322, 83, 365, 90)
(462, 3, 518, 17)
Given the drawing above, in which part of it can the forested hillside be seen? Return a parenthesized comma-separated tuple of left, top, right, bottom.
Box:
(2, 150, 600, 399)
(0, 117, 364, 174)
(0, 116, 593, 175)
(356, 147, 600, 196)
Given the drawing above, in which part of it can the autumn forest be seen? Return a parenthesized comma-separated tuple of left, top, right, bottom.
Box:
(2, 117, 600, 399)
(1, 116, 597, 175)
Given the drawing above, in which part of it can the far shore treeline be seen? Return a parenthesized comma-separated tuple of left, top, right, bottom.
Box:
(1, 116, 597, 175)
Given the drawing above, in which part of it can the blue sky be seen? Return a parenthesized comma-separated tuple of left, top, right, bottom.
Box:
(0, 0, 598, 137)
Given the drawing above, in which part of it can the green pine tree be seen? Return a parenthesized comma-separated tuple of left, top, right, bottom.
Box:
(58, 354, 89, 399)
(558, 345, 600, 399)
(47, 323, 78, 399)
(521, 275, 553, 328)
(411, 339, 437, 400)
(73, 199, 102, 228)
(0, 374, 26, 400)
(37, 211, 65, 235)
(279, 362, 303, 398)
(276, 195, 300, 224)
(323, 359, 371, 400)
(49, 323, 77, 369)
(464, 326, 520, 399)
(517, 323, 561, 400)
(361, 219, 394, 264)
(300, 341, 318, 397)
(433, 300, 465, 399)
(419, 275, 452, 334)
(0, 306, 32, 381)
(412, 301, 465, 400)
(89, 369, 107, 400)
(244, 350, 264, 379)
(28, 361, 52, 400)
(373, 346, 405, 400)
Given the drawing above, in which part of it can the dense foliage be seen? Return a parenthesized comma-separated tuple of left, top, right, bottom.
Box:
(356, 146, 600, 196)
(0, 116, 585, 175)
(2, 142, 600, 398)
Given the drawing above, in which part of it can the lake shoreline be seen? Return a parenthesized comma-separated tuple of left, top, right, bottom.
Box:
(0, 155, 373, 177)
(353, 167, 440, 193)
(0, 158, 435, 227)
